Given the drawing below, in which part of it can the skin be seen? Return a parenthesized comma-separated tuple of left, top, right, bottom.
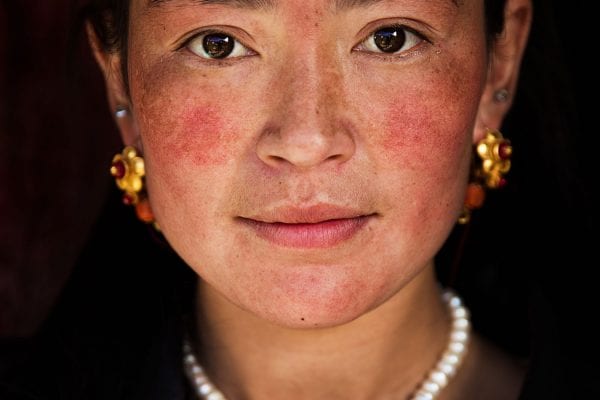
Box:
(91, 0, 532, 398)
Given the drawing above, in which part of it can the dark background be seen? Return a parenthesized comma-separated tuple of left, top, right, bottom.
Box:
(0, 0, 120, 337)
(0, 0, 597, 396)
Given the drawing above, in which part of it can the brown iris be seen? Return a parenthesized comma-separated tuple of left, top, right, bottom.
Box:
(203, 33, 234, 59)
(373, 27, 406, 53)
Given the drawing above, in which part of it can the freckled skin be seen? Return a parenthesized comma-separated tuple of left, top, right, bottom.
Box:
(126, 0, 488, 328)
(177, 107, 229, 165)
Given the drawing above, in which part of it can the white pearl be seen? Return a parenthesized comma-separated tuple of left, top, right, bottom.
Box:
(192, 365, 203, 374)
(199, 383, 213, 396)
(429, 370, 448, 387)
(207, 393, 225, 400)
(442, 352, 459, 365)
(442, 291, 453, 302)
(451, 331, 468, 343)
(194, 375, 208, 386)
(449, 342, 466, 354)
(452, 307, 468, 319)
(423, 381, 441, 394)
(453, 317, 470, 330)
(184, 354, 196, 365)
(449, 296, 462, 308)
(437, 361, 456, 377)
(414, 390, 434, 400)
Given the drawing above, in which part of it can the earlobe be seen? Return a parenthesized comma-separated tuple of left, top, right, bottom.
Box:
(86, 21, 139, 146)
(473, 0, 533, 143)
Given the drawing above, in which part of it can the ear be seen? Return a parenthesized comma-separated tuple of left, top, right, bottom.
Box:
(474, 0, 533, 143)
(86, 22, 139, 147)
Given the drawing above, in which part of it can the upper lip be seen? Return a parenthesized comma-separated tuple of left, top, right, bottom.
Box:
(239, 204, 373, 224)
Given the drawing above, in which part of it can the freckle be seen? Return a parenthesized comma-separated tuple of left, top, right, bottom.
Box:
(170, 106, 232, 166)
(382, 99, 455, 168)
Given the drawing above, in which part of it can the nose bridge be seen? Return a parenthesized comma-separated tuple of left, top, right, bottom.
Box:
(257, 47, 354, 169)
(255, 27, 355, 171)
(282, 43, 340, 121)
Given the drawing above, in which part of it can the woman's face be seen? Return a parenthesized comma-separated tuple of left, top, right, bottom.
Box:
(123, 0, 489, 327)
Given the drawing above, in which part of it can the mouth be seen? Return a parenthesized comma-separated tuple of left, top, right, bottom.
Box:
(236, 205, 376, 248)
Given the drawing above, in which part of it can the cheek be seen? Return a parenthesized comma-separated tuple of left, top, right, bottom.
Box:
(378, 68, 484, 180)
(173, 106, 233, 165)
(130, 58, 256, 170)
(139, 98, 238, 167)
(132, 69, 255, 201)
(362, 62, 485, 234)
(385, 89, 478, 161)
(140, 102, 235, 204)
(382, 100, 467, 180)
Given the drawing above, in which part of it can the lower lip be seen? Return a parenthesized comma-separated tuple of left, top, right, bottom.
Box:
(238, 216, 373, 248)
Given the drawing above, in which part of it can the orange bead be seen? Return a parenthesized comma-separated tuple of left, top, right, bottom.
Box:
(464, 184, 486, 209)
(135, 199, 155, 223)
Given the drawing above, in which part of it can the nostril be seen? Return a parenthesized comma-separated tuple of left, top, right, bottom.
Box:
(327, 154, 343, 161)
(269, 155, 287, 163)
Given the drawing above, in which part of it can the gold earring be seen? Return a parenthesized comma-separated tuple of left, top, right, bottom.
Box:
(458, 129, 512, 224)
(110, 146, 159, 229)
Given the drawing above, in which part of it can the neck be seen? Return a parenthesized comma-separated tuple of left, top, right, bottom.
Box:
(194, 264, 449, 400)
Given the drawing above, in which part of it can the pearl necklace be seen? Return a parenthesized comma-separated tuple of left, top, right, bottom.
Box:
(183, 289, 470, 400)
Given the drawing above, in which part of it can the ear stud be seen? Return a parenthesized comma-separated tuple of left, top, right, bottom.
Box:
(493, 89, 509, 103)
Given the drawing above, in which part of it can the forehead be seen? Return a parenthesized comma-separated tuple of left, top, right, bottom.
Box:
(145, 0, 462, 12)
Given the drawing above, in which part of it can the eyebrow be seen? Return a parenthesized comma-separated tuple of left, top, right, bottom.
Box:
(149, 0, 276, 9)
(148, 0, 460, 11)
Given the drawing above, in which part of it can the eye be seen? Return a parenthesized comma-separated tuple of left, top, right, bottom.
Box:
(186, 31, 254, 60)
(357, 25, 426, 55)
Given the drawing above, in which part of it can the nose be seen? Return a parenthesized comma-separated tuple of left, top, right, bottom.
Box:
(256, 51, 355, 171)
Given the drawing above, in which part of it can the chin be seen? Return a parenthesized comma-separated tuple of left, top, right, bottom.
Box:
(231, 262, 400, 330)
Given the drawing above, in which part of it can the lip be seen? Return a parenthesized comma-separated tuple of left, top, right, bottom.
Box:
(237, 205, 376, 248)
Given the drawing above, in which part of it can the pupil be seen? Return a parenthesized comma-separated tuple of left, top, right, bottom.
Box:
(374, 28, 406, 53)
(203, 34, 234, 59)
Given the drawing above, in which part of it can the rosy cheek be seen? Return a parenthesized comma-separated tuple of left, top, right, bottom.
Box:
(379, 70, 481, 177)
(132, 66, 241, 168)
(142, 103, 238, 168)
(382, 100, 466, 169)
(166, 106, 235, 166)
(139, 100, 239, 200)
(383, 102, 433, 156)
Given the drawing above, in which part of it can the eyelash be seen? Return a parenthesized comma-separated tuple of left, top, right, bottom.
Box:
(354, 25, 430, 59)
(180, 29, 257, 65)
(180, 24, 431, 64)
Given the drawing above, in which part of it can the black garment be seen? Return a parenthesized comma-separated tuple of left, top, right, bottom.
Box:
(517, 285, 569, 400)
